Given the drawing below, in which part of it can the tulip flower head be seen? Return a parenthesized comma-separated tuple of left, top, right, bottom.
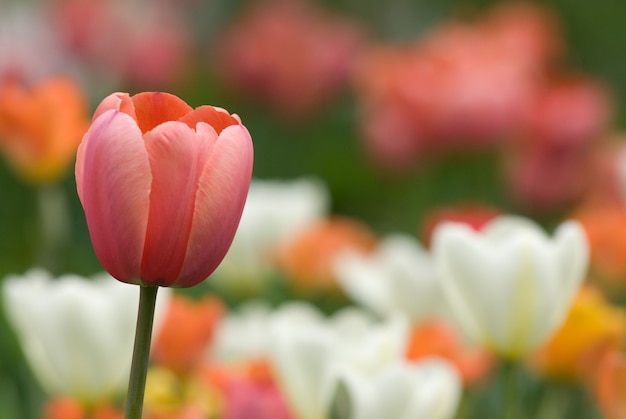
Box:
(432, 216, 589, 359)
(75, 91, 253, 287)
(2, 269, 170, 402)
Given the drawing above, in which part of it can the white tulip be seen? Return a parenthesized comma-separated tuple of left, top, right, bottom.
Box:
(210, 300, 274, 365)
(334, 234, 448, 322)
(328, 358, 461, 419)
(212, 177, 330, 294)
(2, 269, 170, 402)
(432, 216, 589, 359)
(268, 302, 409, 419)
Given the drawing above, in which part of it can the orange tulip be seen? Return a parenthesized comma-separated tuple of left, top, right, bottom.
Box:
(275, 217, 376, 293)
(532, 286, 626, 381)
(574, 204, 626, 288)
(0, 76, 89, 183)
(151, 294, 223, 373)
(595, 350, 626, 419)
(406, 320, 493, 385)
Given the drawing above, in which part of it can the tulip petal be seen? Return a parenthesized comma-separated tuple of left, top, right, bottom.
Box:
(176, 123, 253, 287)
(92, 92, 136, 121)
(525, 221, 588, 348)
(270, 319, 332, 419)
(434, 224, 527, 354)
(178, 105, 238, 134)
(139, 121, 218, 285)
(131, 92, 193, 134)
(76, 110, 151, 282)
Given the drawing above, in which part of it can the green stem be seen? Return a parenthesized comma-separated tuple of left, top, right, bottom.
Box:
(536, 382, 569, 419)
(125, 285, 159, 419)
(502, 359, 520, 419)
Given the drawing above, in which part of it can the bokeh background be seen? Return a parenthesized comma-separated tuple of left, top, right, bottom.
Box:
(1, 0, 626, 417)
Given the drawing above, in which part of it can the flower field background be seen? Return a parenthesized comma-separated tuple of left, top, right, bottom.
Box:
(1, 0, 626, 418)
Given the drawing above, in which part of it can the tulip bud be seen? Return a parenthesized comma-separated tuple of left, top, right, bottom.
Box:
(75, 91, 253, 287)
(432, 216, 589, 359)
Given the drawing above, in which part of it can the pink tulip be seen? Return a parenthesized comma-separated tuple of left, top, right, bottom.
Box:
(75, 92, 253, 288)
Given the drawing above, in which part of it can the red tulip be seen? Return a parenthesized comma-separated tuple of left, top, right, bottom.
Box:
(75, 92, 253, 287)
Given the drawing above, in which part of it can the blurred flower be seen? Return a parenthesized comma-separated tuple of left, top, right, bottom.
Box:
(210, 301, 274, 366)
(143, 366, 220, 419)
(353, 2, 557, 170)
(268, 302, 409, 419)
(276, 217, 377, 294)
(211, 177, 330, 296)
(48, 0, 192, 89)
(595, 350, 626, 419)
(406, 320, 493, 386)
(0, 76, 89, 183)
(334, 234, 447, 322)
(215, 0, 363, 118)
(330, 358, 461, 419)
(43, 397, 123, 419)
(532, 285, 626, 381)
(221, 368, 294, 419)
(432, 216, 589, 359)
(75, 91, 253, 288)
(151, 294, 223, 373)
(573, 203, 626, 287)
(505, 145, 592, 213)
(505, 76, 612, 212)
(519, 76, 612, 149)
(2, 269, 169, 402)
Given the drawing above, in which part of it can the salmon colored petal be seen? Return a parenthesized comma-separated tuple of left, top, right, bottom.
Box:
(131, 92, 193, 134)
(92, 92, 136, 122)
(140, 121, 218, 285)
(178, 105, 238, 134)
(77, 110, 151, 283)
(176, 123, 253, 287)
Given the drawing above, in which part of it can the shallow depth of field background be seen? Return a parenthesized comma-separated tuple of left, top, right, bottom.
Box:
(1, 0, 626, 418)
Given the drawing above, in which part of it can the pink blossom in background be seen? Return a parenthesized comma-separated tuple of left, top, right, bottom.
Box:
(359, 99, 425, 172)
(353, 2, 560, 170)
(47, 0, 192, 89)
(518, 76, 612, 151)
(482, 2, 562, 69)
(506, 147, 591, 213)
(504, 77, 613, 212)
(223, 378, 294, 419)
(214, 0, 364, 118)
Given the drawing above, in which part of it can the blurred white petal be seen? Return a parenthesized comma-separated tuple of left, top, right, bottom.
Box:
(432, 215, 588, 358)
